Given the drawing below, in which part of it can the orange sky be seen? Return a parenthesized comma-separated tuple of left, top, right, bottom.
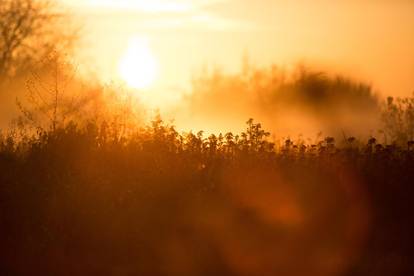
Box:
(62, 0, 414, 98)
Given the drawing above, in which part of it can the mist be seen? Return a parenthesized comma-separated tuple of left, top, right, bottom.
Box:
(160, 62, 380, 140)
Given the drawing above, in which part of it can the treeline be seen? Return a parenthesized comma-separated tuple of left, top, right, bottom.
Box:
(0, 118, 413, 275)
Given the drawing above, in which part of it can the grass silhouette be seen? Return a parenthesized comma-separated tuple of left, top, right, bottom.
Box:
(1, 118, 413, 275)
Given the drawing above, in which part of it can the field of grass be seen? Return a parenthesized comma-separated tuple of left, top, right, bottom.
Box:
(1, 118, 413, 275)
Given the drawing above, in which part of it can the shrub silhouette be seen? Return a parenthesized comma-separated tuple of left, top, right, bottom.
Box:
(381, 95, 414, 145)
(1, 117, 413, 276)
(187, 64, 379, 136)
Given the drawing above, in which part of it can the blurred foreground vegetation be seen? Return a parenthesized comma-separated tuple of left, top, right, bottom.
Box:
(1, 116, 413, 276)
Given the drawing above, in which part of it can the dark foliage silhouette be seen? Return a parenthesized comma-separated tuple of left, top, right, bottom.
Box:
(186, 64, 379, 135)
(0, 117, 413, 276)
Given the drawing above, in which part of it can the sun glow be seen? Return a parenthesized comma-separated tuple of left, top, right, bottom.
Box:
(85, 0, 191, 12)
(118, 36, 158, 89)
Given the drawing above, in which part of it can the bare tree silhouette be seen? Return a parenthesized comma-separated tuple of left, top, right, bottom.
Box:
(0, 0, 77, 78)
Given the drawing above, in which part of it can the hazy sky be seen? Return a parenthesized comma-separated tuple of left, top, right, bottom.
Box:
(62, 0, 414, 97)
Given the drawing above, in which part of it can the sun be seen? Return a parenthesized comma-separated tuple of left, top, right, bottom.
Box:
(118, 36, 158, 89)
